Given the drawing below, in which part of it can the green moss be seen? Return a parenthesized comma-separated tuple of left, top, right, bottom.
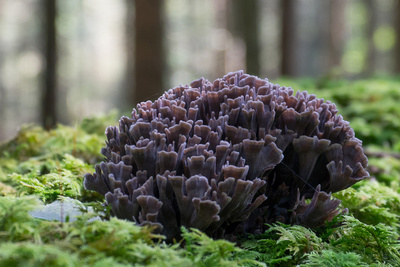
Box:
(1, 79, 400, 265)
(0, 114, 115, 201)
(334, 181, 400, 229)
(0, 243, 80, 267)
(238, 215, 400, 266)
(239, 223, 322, 266)
(330, 216, 400, 265)
(368, 156, 400, 189)
(0, 196, 261, 266)
(0, 196, 41, 242)
(0, 111, 117, 165)
(300, 250, 367, 267)
(181, 227, 263, 267)
(2, 154, 101, 202)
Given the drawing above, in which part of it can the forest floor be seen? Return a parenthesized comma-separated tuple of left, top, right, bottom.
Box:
(1, 78, 400, 266)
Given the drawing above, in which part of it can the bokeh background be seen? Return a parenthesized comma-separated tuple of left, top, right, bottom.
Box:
(1, 0, 399, 142)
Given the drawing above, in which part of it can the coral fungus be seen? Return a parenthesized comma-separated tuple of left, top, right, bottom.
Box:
(84, 71, 369, 240)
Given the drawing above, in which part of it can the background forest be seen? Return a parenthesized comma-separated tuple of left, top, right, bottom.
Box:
(2, 1, 400, 266)
(1, 0, 400, 141)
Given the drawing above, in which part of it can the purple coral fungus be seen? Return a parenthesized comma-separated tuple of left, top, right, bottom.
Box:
(84, 71, 369, 240)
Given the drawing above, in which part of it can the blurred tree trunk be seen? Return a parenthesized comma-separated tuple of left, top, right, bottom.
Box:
(0, 55, 4, 140)
(231, 0, 260, 76)
(42, 0, 57, 130)
(124, 0, 135, 108)
(133, 0, 164, 103)
(214, 0, 228, 77)
(365, 0, 377, 75)
(0, 2, 3, 140)
(329, 0, 346, 71)
(280, 0, 298, 76)
(0, 0, 4, 139)
(395, 0, 400, 73)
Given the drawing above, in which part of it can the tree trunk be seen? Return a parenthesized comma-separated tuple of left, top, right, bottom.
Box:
(280, 0, 298, 76)
(241, 0, 260, 76)
(124, 0, 135, 109)
(42, 0, 57, 130)
(134, 0, 164, 104)
(0, 2, 3, 140)
(395, 0, 400, 73)
(365, 0, 377, 75)
(214, 0, 228, 77)
(231, 0, 260, 76)
(0, 0, 4, 140)
(0, 55, 5, 141)
(329, 0, 346, 71)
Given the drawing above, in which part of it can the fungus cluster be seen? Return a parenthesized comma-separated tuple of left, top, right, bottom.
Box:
(84, 71, 369, 240)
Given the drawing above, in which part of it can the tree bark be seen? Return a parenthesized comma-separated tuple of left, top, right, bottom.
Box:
(231, 0, 260, 76)
(0, 0, 4, 139)
(42, 0, 57, 130)
(395, 0, 400, 73)
(241, 0, 260, 76)
(280, 0, 298, 76)
(214, 0, 228, 77)
(124, 0, 135, 109)
(0, 54, 5, 141)
(365, 0, 377, 75)
(134, 0, 164, 104)
(329, 0, 346, 71)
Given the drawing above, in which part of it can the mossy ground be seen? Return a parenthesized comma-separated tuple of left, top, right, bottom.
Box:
(1, 78, 400, 266)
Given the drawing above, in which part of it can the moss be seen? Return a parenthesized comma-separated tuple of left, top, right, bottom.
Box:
(0, 196, 261, 266)
(1, 77, 400, 265)
(330, 216, 400, 265)
(334, 180, 400, 229)
(0, 242, 80, 267)
(300, 250, 367, 267)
